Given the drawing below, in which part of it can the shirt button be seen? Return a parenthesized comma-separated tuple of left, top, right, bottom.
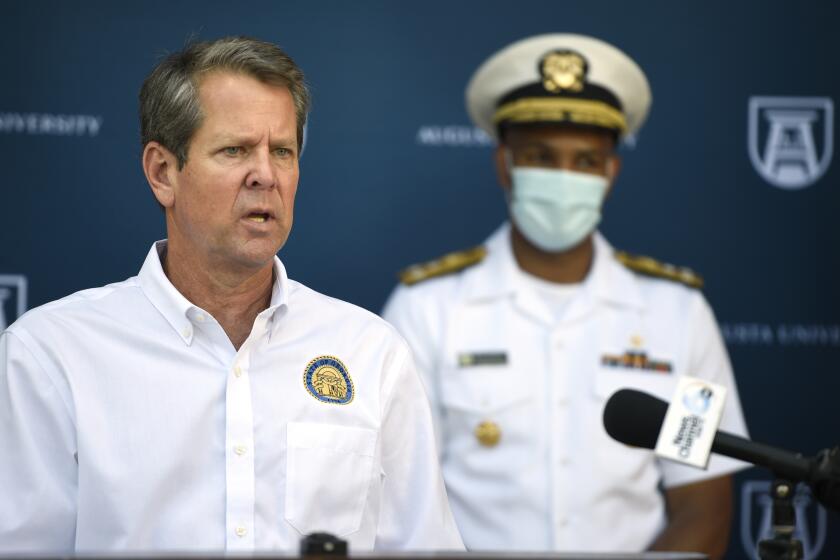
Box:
(235, 525, 248, 538)
(234, 366, 243, 378)
(234, 445, 248, 456)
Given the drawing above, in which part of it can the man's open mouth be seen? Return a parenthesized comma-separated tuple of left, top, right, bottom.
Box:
(246, 212, 271, 223)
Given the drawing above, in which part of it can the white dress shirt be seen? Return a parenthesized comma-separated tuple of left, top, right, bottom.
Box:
(0, 241, 463, 553)
(382, 223, 749, 552)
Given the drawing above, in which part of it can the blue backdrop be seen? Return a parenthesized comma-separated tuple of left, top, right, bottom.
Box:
(1, 1, 838, 558)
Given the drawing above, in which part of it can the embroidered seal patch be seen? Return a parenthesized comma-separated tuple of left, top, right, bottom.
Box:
(303, 356, 354, 405)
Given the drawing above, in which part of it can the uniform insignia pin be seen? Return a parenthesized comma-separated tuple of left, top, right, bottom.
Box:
(540, 50, 587, 93)
(475, 420, 502, 447)
(303, 355, 354, 405)
(601, 349, 672, 373)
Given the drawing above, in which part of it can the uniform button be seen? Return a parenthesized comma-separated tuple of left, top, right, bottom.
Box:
(234, 366, 243, 378)
(234, 445, 248, 456)
(557, 517, 568, 528)
(474, 421, 502, 447)
(558, 456, 570, 467)
(195, 314, 205, 322)
(235, 525, 248, 537)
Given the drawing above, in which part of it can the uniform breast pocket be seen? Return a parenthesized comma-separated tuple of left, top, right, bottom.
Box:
(439, 367, 533, 453)
(593, 368, 677, 404)
(285, 422, 378, 537)
(439, 365, 532, 414)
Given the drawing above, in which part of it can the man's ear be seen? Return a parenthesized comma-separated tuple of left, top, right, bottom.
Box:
(142, 142, 179, 208)
(494, 145, 512, 193)
(604, 153, 622, 199)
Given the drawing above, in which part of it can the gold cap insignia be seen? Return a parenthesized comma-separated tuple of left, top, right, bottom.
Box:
(540, 50, 587, 93)
(475, 420, 502, 447)
(303, 356, 354, 405)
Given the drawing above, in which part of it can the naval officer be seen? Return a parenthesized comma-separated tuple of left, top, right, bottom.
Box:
(383, 33, 748, 558)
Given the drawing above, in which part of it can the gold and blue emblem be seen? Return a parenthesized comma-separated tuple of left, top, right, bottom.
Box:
(303, 355, 354, 405)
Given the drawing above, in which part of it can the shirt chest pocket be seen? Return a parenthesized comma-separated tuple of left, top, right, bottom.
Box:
(438, 365, 533, 451)
(285, 422, 378, 537)
(439, 365, 531, 414)
(593, 368, 677, 404)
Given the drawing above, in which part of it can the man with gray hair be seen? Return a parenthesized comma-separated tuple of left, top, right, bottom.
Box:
(0, 36, 463, 553)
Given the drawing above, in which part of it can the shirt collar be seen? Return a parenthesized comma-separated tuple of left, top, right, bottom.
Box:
(461, 222, 645, 311)
(137, 240, 290, 345)
(460, 222, 518, 302)
(590, 232, 645, 310)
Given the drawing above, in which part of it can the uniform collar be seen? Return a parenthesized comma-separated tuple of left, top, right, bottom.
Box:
(137, 240, 290, 345)
(462, 222, 645, 312)
(590, 232, 645, 310)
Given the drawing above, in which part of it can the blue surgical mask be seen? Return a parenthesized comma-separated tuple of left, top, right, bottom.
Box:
(509, 167, 609, 252)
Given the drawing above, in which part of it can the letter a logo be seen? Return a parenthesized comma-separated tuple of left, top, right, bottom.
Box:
(748, 96, 833, 189)
(0, 275, 28, 331)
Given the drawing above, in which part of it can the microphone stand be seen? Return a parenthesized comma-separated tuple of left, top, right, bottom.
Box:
(757, 446, 840, 559)
(756, 479, 803, 560)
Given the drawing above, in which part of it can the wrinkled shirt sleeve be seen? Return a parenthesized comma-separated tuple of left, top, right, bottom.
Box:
(382, 286, 446, 452)
(658, 293, 750, 488)
(0, 329, 77, 551)
(373, 337, 463, 551)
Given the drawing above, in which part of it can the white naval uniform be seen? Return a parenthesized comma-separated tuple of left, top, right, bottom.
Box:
(0, 241, 463, 553)
(382, 222, 749, 552)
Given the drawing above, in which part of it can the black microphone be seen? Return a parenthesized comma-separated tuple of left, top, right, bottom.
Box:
(602, 388, 840, 512)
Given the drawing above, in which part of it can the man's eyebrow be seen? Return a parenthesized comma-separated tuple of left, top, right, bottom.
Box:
(211, 133, 259, 145)
(514, 141, 553, 150)
(270, 137, 297, 147)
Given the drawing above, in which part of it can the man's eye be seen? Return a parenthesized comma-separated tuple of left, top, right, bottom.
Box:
(517, 152, 550, 165)
(274, 147, 293, 157)
(224, 147, 242, 156)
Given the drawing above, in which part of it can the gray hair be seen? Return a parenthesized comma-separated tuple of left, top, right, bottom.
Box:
(139, 36, 311, 168)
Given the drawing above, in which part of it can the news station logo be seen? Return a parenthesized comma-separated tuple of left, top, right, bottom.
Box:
(748, 96, 833, 190)
(0, 275, 28, 330)
(741, 480, 826, 560)
(682, 383, 713, 414)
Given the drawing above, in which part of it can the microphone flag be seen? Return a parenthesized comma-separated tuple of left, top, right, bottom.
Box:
(654, 376, 727, 468)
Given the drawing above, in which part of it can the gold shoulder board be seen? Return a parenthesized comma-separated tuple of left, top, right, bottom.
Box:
(399, 246, 487, 286)
(614, 250, 704, 289)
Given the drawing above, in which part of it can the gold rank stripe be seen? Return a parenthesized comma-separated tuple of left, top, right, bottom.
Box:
(399, 246, 487, 286)
(615, 251, 704, 289)
(493, 97, 627, 133)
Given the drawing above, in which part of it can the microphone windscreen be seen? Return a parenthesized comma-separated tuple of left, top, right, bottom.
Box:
(603, 389, 669, 449)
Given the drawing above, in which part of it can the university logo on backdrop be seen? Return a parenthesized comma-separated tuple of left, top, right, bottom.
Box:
(748, 96, 834, 189)
(740, 480, 826, 560)
(0, 275, 28, 331)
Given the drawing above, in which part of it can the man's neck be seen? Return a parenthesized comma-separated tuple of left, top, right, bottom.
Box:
(163, 243, 274, 350)
(510, 226, 595, 284)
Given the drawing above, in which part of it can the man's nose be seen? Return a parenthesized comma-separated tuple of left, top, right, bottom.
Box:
(245, 148, 277, 189)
